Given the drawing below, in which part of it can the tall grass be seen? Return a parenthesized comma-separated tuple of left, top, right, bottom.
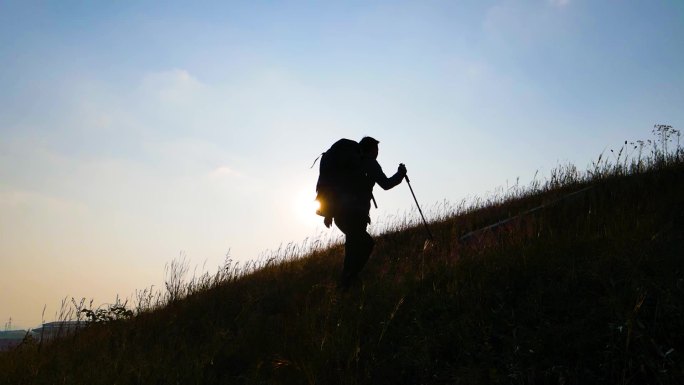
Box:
(1, 125, 682, 384)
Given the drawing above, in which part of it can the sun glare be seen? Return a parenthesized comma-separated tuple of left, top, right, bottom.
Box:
(294, 188, 322, 227)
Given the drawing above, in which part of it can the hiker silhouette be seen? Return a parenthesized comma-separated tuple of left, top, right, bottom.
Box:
(315, 136, 406, 288)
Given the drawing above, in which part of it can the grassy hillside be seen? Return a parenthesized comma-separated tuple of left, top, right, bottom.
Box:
(2, 127, 683, 384)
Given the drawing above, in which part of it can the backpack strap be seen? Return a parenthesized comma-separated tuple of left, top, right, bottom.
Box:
(309, 153, 324, 169)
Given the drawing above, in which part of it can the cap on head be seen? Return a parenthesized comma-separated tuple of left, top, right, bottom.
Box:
(359, 136, 379, 153)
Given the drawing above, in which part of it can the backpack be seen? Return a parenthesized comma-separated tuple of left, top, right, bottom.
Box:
(315, 139, 366, 218)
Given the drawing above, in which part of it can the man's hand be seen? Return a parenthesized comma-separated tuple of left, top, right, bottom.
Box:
(398, 163, 407, 177)
(324, 216, 333, 228)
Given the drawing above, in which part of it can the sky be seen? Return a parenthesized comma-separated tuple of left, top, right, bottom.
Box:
(1, 0, 683, 329)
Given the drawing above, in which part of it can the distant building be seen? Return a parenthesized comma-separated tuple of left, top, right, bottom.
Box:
(0, 330, 29, 352)
(0, 322, 87, 351)
(31, 321, 85, 342)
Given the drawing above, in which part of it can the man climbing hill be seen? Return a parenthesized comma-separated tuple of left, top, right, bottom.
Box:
(315, 136, 407, 288)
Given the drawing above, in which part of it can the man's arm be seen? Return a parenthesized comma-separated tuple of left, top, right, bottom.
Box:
(367, 160, 406, 190)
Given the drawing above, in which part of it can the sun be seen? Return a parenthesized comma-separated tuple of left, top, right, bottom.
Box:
(293, 188, 322, 227)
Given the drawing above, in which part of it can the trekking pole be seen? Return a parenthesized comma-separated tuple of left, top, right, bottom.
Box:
(403, 168, 434, 242)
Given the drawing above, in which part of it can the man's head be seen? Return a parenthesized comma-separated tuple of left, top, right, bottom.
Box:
(359, 136, 379, 159)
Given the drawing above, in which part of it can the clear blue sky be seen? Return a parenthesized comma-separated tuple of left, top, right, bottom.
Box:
(1, 0, 682, 329)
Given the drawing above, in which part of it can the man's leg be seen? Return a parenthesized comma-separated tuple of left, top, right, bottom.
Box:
(348, 230, 374, 277)
(336, 215, 374, 287)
